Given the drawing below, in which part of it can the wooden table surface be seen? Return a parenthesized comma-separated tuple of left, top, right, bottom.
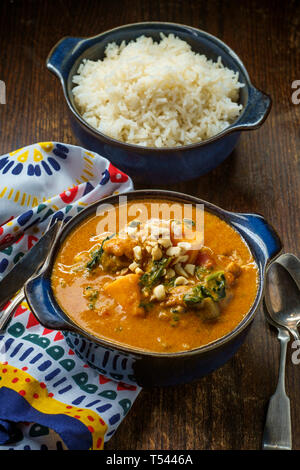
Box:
(0, 0, 299, 450)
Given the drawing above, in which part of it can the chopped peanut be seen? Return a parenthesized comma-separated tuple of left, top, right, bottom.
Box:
(153, 284, 166, 301)
(174, 276, 189, 286)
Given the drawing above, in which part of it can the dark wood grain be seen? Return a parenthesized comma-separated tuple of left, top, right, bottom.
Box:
(0, 0, 299, 450)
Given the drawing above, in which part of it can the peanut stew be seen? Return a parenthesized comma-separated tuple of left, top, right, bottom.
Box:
(51, 199, 258, 352)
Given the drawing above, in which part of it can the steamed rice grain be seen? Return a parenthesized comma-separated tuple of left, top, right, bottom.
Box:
(72, 34, 243, 148)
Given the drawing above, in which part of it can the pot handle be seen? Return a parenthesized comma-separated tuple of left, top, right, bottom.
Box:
(233, 86, 272, 130)
(229, 213, 282, 267)
(25, 275, 76, 332)
(46, 36, 83, 80)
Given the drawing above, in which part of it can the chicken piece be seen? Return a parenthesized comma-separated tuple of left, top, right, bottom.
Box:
(225, 261, 242, 278)
(164, 285, 191, 307)
(104, 235, 138, 259)
(100, 252, 129, 273)
(224, 271, 236, 287)
(201, 297, 220, 320)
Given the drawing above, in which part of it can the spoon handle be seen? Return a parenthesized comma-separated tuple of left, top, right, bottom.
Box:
(262, 328, 292, 450)
(288, 326, 300, 344)
(0, 289, 25, 332)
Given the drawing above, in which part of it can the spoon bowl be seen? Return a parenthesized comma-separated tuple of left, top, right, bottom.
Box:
(265, 256, 300, 342)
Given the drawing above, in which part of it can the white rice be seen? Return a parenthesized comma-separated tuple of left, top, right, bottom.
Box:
(72, 34, 243, 148)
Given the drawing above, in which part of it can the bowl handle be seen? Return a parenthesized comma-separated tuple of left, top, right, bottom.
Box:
(234, 86, 272, 130)
(25, 275, 76, 332)
(46, 36, 83, 80)
(229, 212, 282, 267)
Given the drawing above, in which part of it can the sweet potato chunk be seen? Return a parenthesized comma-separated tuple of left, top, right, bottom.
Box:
(103, 273, 144, 316)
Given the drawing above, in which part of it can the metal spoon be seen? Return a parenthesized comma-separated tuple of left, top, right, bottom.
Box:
(0, 220, 62, 332)
(262, 253, 300, 450)
(264, 255, 300, 342)
(262, 300, 292, 450)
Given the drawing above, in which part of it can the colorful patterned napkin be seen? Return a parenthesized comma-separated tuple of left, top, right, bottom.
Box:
(0, 142, 141, 450)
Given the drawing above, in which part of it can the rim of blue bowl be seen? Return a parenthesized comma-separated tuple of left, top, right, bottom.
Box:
(47, 21, 272, 154)
(26, 189, 282, 359)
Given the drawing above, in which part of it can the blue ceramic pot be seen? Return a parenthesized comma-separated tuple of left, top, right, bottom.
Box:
(46, 22, 272, 184)
(24, 190, 282, 387)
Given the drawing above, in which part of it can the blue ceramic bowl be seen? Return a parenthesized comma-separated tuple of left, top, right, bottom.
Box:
(46, 22, 272, 184)
(24, 190, 282, 387)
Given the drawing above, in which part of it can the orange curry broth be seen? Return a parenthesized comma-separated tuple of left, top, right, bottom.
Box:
(51, 200, 258, 352)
